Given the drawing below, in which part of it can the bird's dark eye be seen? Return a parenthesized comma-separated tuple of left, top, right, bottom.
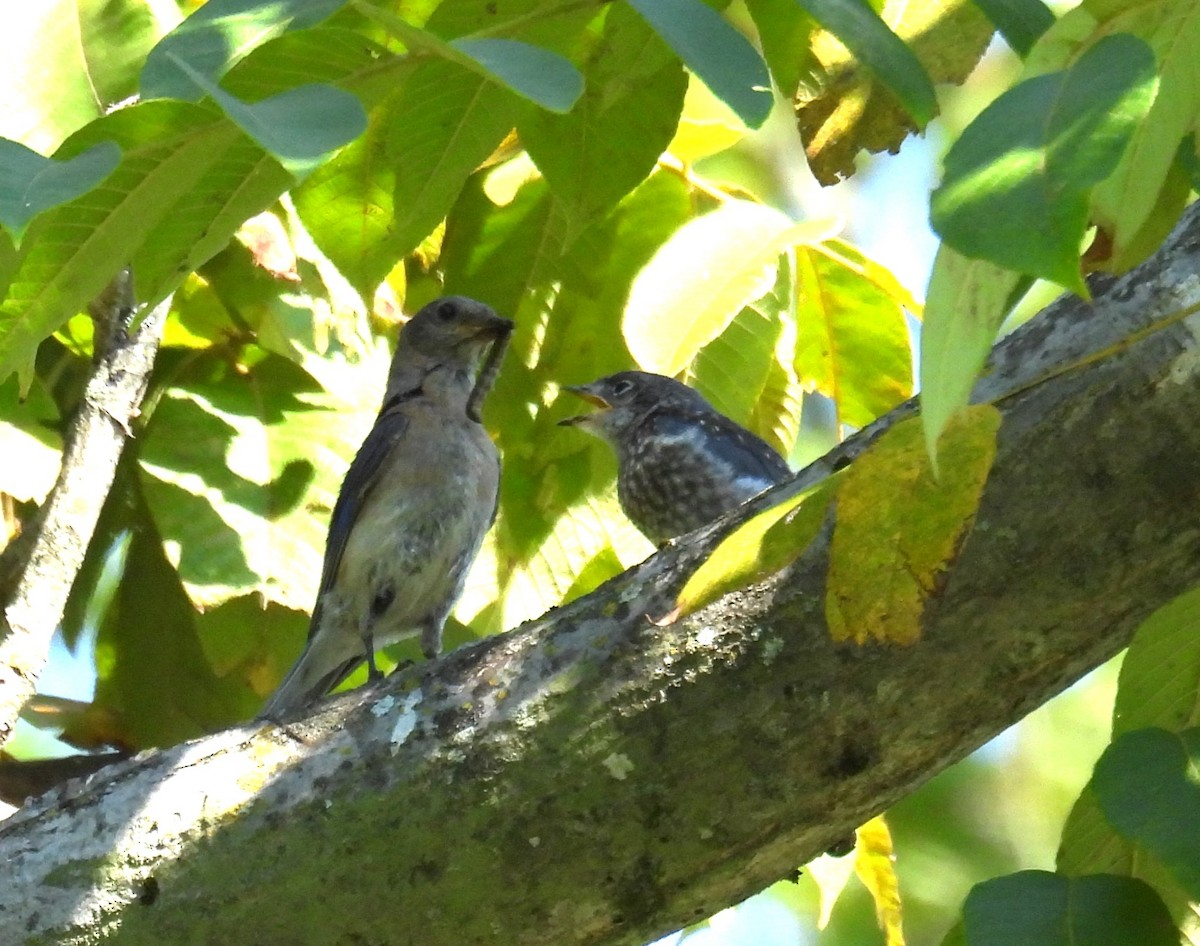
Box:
(436, 300, 457, 322)
(610, 378, 636, 398)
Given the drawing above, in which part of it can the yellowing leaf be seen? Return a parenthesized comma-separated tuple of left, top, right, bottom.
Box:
(675, 477, 837, 618)
(624, 199, 841, 376)
(854, 815, 906, 946)
(826, 405, 1000, 645)
(667, 73, 749, 165)
(795, 240, 915, 429)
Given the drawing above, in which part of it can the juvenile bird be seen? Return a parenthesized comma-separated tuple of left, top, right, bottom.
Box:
(262, 296, 512, 717)
(559, 370, 791, 545)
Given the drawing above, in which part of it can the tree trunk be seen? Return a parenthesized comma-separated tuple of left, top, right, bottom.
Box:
(4, 206, 1200, 945)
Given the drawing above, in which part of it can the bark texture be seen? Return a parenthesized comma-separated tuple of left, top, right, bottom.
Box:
(3, 208, 1200, 945)
(0, 275, 168, 749)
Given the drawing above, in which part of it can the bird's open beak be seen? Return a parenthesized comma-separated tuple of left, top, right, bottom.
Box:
(557, 384, 611, 427)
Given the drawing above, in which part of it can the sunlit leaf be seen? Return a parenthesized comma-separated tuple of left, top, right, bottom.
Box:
(88, 476, 263, 745)
(826, 405, 1000, 645)
(745, 0, 819, 101)
(164, 53, 366, 178)
(520, 4, 685, 240)
(667, 74, 749, 165)
(918, 246, 1026, 464)
(0, 0, 172, 152)
(855, 816, 906, 946)
(1029, 0, 1200, 270)
(795, 240, 914, 430)
(625, 200, 839, 376)
(452, 38, 583, 113)
(931, 34, 1158, 292)
(674, 476, 836, 618)
(795, 0, 992, 185)
(138, 352, 380, 612)
(141, 0, 347, 100)
(358, 3, 583, 113)
(295, 60, 516, 299)
(627, 0, 772, 129)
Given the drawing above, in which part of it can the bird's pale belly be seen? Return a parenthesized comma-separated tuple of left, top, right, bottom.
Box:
(326, 454, 495, 650)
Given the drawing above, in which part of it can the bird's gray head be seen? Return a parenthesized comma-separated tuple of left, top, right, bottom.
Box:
(387, 296, 513, 404)
(399, 296, 512, 366)
(558, 370, 708, 444)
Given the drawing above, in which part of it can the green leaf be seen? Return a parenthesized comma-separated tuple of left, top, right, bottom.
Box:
(141, 0, 348, 100)
(794, 240, 914, 430)
(451, 38, 583, 113)
(692, 290, 795, 455)
(931, 33, 1158, 292)
(963, 871, 1177, 946)
(164, 53, 366, 178)
(624, 199, 839, 376)
(1092, 728, 1200, 900)
(0, 138, 121, 243)
(1058, 590, 1200, 932)
(794, 0, 938, 125)
(87, 475, 264, 746)
(0, 374, 61, 504)
(1113, 588, 1200, 736)
(294, 59, 516, 298)
(745, 0, 819, 101)
(357, 3, 583, 113)
(0, 101, 230, 381)
(1029, 0, 1200, 270)
(138, 352, 378, 612)
(918, 246, 1027, 464)
(626, 0, 773, 129)
(0, 0, 171, 151)
(969, 0, 1054, 57)
(518, 4, 687, 241)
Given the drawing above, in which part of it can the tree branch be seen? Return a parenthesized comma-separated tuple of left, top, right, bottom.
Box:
(5, 206, 1200, 945)
(0, 274, 169, 748)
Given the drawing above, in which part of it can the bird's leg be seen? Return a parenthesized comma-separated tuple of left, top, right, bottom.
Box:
(420, 617, 445, 660)
(363, 584, 395, 682)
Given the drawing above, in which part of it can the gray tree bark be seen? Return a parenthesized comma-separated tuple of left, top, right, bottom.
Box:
(3, 206, 1200, 946)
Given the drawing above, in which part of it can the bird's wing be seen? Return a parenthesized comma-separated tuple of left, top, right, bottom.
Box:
(652, 409, 792, 484)
(308, 402, 411, 641)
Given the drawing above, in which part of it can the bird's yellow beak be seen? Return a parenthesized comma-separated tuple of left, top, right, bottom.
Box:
(558, 384, 611, 427)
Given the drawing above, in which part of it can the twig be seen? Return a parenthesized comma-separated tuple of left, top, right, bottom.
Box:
(0, 271, 169, 749)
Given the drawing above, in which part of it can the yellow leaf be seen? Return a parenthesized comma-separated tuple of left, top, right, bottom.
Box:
(675, 477, 838, 618)
(854, 815, 906, 946)
(667, 74, 748, 165)
(826, 405, 1000, 645)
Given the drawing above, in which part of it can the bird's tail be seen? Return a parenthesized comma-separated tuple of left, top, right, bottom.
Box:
(259, 635, 364, 720)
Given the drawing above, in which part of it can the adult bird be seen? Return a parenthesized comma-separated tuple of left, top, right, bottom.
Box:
(559, 370, 791, 545)
(262, 296, 512, 717)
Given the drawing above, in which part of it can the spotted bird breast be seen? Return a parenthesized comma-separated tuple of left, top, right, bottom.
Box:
(616, 412, 780, 544)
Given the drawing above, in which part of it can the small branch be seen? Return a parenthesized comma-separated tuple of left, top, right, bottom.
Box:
(0, 273, 169, 749)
